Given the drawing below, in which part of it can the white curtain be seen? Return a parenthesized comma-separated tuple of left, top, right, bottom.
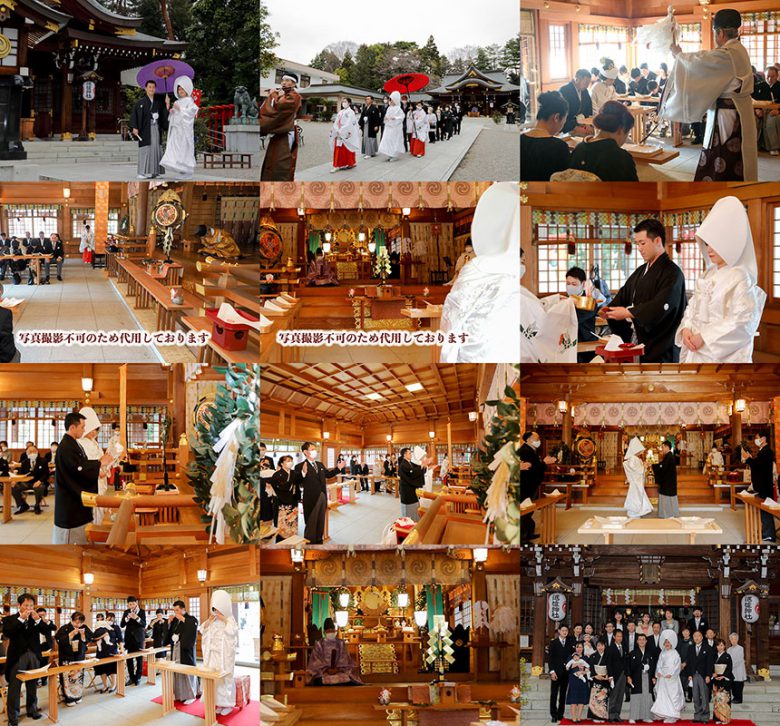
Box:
(486, 574, 519, 679)
(409, 222, 454, 282)
(260, 576, 291, 649)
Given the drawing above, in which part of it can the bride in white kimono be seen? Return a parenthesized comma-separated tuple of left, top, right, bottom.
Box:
(652, 630, 685, 723)
(520, 249, 578, 363)
(77, 407, 109, 524)
(440, 182, 520, 363)
(378, 91, 405, 160)
(624, 437, 653, 519)
(676, 196, 766, 363)
(199, 589, 238, 716)
(160, 76, 198, 179)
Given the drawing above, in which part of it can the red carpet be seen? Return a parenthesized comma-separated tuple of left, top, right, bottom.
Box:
(561, 721, 757, 726)
(151, 695, 259, 725)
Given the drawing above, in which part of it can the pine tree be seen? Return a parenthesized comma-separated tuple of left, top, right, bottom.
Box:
(188, 364, 261, 544)
(475, 47, 491, 71)
(469, 370, 521, 545)
(339, 49, 355, 86)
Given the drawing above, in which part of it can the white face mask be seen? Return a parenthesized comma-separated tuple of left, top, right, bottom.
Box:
(309, 450, 318, 460)
(566, 283, 584, 296)
(520, 262, 526, 279)
(755, 438, 763, 447)
(529, 439, 541, 449)
(342, 102, 349, 109)
(325, 632, 337, 640)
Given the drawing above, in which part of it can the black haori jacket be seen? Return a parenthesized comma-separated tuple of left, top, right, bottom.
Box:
(129, 95, 169, 147)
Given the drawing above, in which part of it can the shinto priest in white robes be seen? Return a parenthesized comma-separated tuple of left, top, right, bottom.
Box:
(623, 437, 653, 519)
(440, 182, 520, 363)
(199, 589, 239, 709)
(675, 196, 766, 362)
(662, 28, 757, 180)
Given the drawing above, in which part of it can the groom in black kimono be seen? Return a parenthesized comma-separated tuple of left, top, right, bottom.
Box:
(292, 442, 345, 544)
(603, 219, 687, 362)
(130, 80, 169, 179)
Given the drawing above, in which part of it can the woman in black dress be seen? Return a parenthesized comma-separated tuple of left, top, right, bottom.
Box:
(568, 100, 639, 181)
(92, 612, 122, 693)
(520, 91, 571, 181)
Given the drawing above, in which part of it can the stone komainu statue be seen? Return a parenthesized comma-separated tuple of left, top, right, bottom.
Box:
(196, 225, 241, 259)
(234, 85, 258, 119)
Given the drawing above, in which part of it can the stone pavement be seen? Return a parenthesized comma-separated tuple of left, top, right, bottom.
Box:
(292, 116, 518, 181)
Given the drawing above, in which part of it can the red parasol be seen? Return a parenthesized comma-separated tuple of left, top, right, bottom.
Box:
(383, 73, 430, 98)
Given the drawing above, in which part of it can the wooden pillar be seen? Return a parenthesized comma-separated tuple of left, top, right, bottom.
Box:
(60, 65, 72, 141)
(168, 364, 187, 442)
(731, 409, 742, 451)
(119, 364, 128, 453)
(446, 419, 452, 465)
(563, 409, 572, 447)
(93, 182, 109, 254)
(758, 596, 770, 670)
(472, 563, 489, 681)
(290, 568, 306, 653)
(532, 585, 546, 669)
(135, 183, 149, 240)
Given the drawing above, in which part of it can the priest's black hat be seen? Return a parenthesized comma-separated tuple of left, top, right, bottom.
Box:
(713, 9, 742, 30)
(323, 617, 335, 631)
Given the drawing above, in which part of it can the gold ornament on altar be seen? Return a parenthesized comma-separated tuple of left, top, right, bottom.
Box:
(271, 633, 285, 653)
(0, 34, 11, 59)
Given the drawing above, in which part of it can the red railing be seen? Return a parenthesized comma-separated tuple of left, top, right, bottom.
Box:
(202, 104, 234, 151)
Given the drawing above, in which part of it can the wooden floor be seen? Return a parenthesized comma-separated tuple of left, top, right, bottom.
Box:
(281, 682, 516, 725)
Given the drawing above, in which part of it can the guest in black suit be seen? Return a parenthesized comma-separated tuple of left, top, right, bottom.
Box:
(520, 91, 571, 181)
(686, 607, 709, 635)
(3, 593, 47, 726)
(120, 596, 146, 686)
(558, 69, 593, 134)
(611, 610, 626, 632)
(608, 628, 629, 721)
(291, 442, 345, 544)
(41, 233, 64, 283)
(12, 444, 50, 515)
(649, 621, 664, 654)
(548, 624, 576, 723)
(150, 608, 169, 660)
(690, 630, 715, 723)
(397, 447, 429, 522)
(259, 441, 276, 526)
(519, 431, 556, 542)
(745, 430, 776, 541)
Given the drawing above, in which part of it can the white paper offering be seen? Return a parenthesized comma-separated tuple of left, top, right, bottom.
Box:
(0, 297, 23, 308)
(520, 498, 534, 509)
(411, 446, 427, 465)
(280, 293, 297, 303)
(273, 296, 294, 308)
(636, 6, 676, 51)
(603, 334, 626, 352)
(263, 300, 286, 312)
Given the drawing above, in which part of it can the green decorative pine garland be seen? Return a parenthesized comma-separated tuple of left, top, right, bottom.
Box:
(188, 364, 261, 544)
(469, 369, 521, 544)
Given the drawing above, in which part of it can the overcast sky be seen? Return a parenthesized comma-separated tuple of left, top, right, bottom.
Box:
(263, 0, 519, 63)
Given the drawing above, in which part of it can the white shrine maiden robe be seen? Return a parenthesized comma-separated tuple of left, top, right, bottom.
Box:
(675, 265, 765, 363)
(199, 614, 239, 707)
(520, 288, 577, 363)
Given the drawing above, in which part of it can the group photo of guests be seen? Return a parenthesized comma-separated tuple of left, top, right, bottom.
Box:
(546, 609, 746, 724)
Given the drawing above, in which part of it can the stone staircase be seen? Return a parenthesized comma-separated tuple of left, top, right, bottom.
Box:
(520, 668, 780, 724)
(21, 136, 137, 163)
